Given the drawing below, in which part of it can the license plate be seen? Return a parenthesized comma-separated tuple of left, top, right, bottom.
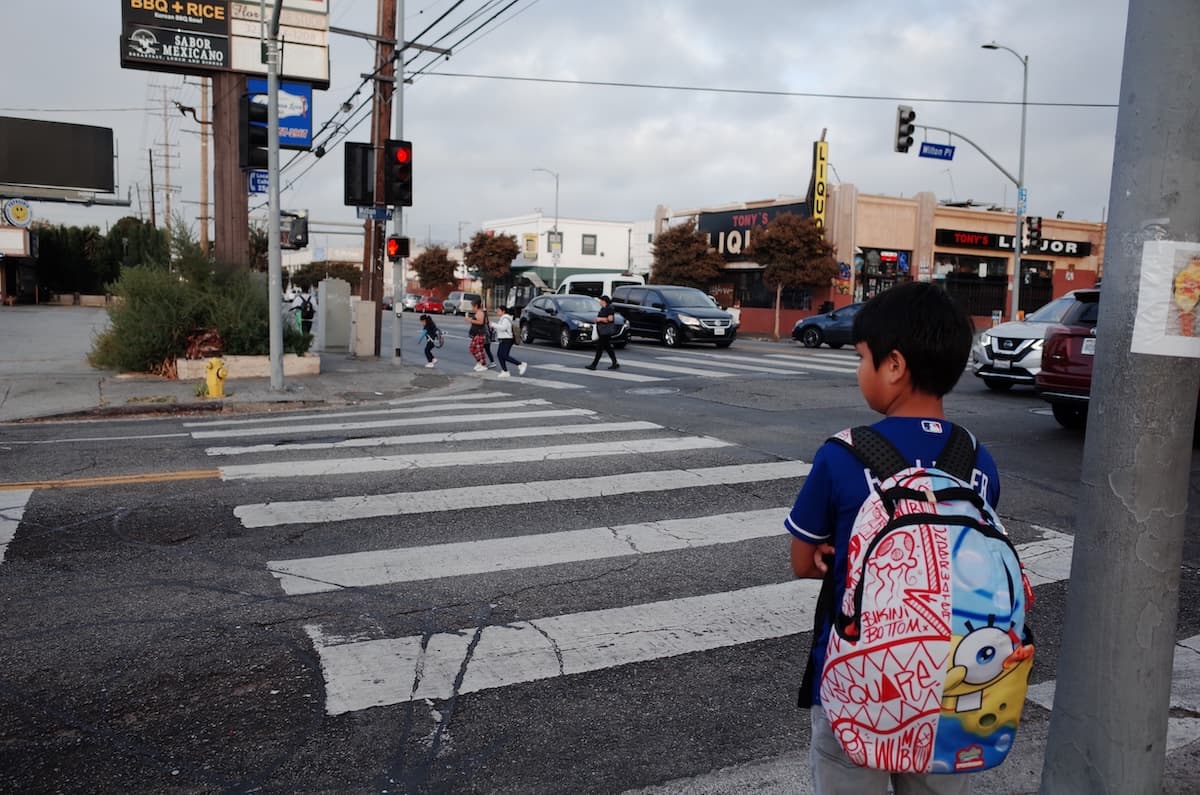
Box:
(713, 327, 725, 335)
(1081, 337, 1096, 355)
(993, 359, 1011, 370)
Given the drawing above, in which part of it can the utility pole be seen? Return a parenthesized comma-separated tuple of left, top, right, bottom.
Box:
(265, 2, 284, 391)
(161, 86, 173, 225)
(1040, 1, 1200, 792)
(199, 77, 210, 252)
(147, 148, 157, 228)
(360, 0, 397, 358)
(390, 0, 406, 363)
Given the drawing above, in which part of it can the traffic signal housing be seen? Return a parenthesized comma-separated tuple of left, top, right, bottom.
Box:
(1026, 215, 1043, 249)
(386, 235, 410, 262)
(894, 105, 916, 153)
(383, 139, 413, 206)
(239, 94, 269, 170)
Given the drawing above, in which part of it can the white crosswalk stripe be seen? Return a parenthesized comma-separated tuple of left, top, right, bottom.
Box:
(537, 362, 665, 381)
(182, 392, 516, 427)
(0, 488, 33, 566)
(212, 393, 1075, 726)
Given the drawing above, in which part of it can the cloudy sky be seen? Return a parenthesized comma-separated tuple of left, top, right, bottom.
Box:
(2, 1, 1128, 250)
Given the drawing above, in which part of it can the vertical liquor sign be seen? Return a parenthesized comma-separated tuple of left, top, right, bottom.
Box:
(810, 140, 828, 229)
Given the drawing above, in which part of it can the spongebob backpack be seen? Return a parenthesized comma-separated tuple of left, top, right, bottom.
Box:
(817, 424, 1035, 774)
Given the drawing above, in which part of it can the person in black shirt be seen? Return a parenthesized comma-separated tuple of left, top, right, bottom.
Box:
(586, 295, 619, 370)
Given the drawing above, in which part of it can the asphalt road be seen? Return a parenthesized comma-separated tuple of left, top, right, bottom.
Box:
(4, 338, 1200, 794)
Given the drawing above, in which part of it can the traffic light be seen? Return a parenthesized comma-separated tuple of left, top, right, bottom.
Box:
(1026, 215, 1043, 248)
(383, 139, 413, 206)
(386, 235, 410, 262)
(894, 105, 916, 153)
(239, 94, 269, 170)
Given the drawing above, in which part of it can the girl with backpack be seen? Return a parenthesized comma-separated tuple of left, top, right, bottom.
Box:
(491, 306, 527, 378)
(417, 314, 441, 368)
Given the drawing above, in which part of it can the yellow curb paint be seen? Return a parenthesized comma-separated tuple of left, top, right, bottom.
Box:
(0, 470, 221, 491)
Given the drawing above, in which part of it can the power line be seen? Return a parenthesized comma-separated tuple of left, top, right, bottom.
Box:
(418, 72, 1120, 109)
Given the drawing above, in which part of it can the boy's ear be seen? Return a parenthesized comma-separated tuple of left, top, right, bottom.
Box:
(884, 349, 908, 384)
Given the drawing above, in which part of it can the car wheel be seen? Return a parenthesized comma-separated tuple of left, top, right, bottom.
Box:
(800, 327, 823, 348)
(558, 325, 573, 349)
(521, 323, 535, 344)
(983, 378, 1013, 392)
(828, 343, 844, 349)
(1051, 403, 1087, 430)
(663, 324, 680, 347)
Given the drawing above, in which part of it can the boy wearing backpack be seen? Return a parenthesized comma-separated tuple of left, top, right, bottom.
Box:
(788, 282, 1032, 794)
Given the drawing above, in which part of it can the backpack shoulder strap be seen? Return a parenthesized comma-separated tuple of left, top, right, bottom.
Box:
(937, 424, 978, 482)
(828, 426, 910, 482)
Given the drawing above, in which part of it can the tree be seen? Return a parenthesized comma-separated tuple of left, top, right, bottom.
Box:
(289, 261, 362, 292)
(463, 231, 519, 290)
(747, 212, 837, 338)
(409, 245, 457, 290)
(650, 219, 725, 288)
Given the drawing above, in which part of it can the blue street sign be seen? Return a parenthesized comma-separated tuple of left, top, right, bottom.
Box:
(248, 169, 269, 194)
(356, 206, 393, 221)
(918, 142, 956, 161)
(246, 79, 314, 150)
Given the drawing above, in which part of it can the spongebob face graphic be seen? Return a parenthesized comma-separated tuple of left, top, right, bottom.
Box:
(941, 619, 1034, 735)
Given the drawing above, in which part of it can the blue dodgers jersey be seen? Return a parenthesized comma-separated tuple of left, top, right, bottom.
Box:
(785, 417, 1001, 706)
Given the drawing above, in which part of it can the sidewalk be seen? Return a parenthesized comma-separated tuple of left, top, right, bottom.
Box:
(0, 305, 455, 423)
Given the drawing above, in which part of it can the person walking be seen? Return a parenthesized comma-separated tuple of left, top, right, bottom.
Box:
(466, 299, 489, 371)
(586, 295, 619, 370)
(417, 313, 440, 368)
(491, 306, 527, 378)
(482, 304, 498, 368)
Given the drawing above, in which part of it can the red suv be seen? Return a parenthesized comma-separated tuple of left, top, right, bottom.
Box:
(1034, 288, 1100, 429)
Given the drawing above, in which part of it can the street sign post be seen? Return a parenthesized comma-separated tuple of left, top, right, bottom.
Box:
(356, 206, 393, 221)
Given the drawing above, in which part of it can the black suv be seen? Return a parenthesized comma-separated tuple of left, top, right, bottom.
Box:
(610, 285, 737, 347)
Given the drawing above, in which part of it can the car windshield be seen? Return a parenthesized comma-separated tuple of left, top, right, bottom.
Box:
(557, 296, 600, 313)
(1024, 294, 1079, 323)
(658, 287, 715, 308)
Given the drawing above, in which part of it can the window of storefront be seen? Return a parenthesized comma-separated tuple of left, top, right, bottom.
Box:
(1018, 259, 1053, 314)
(855, 248, 912, 301)
(726, 269, 813, 310)
(934, 253, 1009, 317)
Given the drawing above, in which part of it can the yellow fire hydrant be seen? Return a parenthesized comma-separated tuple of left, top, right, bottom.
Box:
(205, 357, 228, 399)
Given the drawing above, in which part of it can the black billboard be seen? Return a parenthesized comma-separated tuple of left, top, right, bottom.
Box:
(697, 201, 809, 261)
(122, 0, 229, 35)
(121, 23, 229, 74)
(0, 118, 115, 193)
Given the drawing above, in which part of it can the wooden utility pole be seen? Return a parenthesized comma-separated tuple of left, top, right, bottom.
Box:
(360, 0, 397, 356)
(212, 72, 249, 266)
(161, 86, 173, 225)
(147, 148, 156, 228)
(199, 77, 210, 252)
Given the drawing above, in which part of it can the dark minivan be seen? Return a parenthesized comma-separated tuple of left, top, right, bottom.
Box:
(611, 285, 738, 347)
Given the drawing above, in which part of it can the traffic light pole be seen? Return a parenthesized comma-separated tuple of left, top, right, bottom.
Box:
(390, 0, 405, 363)
(265, 3, 284, 392)
(1040, 2, 1200, 790)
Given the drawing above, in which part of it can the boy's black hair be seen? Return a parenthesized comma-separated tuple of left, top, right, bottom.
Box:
(852, 281, 974, 397)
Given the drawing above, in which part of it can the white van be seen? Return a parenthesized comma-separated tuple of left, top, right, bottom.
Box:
(555, 272, 645, 299)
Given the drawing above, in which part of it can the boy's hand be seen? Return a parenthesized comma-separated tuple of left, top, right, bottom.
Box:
(813, 544, 835, 575)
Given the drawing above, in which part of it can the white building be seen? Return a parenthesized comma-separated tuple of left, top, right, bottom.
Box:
(481, 213, 654, 292)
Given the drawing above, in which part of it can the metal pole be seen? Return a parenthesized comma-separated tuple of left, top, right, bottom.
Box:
(982, 42, 1028, 321)
(1040, 1, 1200, 791)
(553, 172, 559, 290)
(266, 3, 284, 391)
(390, 0, 406, 363)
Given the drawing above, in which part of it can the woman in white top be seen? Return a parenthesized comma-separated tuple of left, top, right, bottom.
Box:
(491, 306, 527, 377)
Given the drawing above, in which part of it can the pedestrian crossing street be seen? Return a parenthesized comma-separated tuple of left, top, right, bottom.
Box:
(168, 390, 1090, 721)
(459, 347, 863, 388)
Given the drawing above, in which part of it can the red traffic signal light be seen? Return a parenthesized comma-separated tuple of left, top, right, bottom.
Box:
(386, 235, 410, 262)
(384, 139, 413, 206)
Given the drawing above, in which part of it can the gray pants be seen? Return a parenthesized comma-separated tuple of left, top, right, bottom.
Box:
(810, 707, 971, 795)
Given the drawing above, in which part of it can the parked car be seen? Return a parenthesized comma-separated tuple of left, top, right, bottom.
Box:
(971, 292, 1088, 391)
(791, 302, 864, 349)
(610, 285, 737, 347)
(555, 272, 645, 298)
(414, 296, 444, 314)
(444, 291, 483, 315)
(381, 295, 394, 311)
(1034, 289, 1100, 429)
(400, 293, 421, 312)
(519, 294, 629, 349)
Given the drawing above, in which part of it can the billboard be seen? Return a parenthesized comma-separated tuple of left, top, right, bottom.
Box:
(119, 0, 329, 87)
(0, 118, 115, 193)
(697, 202, 809, 261)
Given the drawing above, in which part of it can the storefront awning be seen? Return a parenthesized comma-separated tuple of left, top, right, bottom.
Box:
(517, 270, 552, 292)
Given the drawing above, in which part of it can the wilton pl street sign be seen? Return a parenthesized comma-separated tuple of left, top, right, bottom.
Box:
(918, 142, 956, 161)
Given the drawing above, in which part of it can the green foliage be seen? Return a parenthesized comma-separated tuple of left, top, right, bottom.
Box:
(88, 267, 203, 374)
(409, 245, 457, 289)
(464, 231, 519, 287)
(34, 217, 168, 297)
(748, 213, 837, 288)
(290, 261, 362, 292)
(650, 219, 726, 288)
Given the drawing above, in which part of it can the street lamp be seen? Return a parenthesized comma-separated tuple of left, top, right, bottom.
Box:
(982, 41, 1028, 321)
(532, 167, 559, 289)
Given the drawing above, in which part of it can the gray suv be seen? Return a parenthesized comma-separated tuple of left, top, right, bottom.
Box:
(443, 291, 483, 315)
(611, 285, 737, 347)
